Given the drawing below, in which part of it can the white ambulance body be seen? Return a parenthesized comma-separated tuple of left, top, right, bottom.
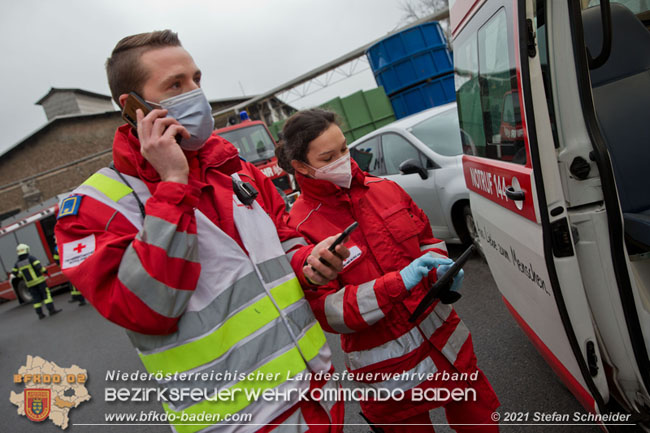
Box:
(450, 0, 649, 427)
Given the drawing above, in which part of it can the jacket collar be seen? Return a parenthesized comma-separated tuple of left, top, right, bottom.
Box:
(295, 158, 367, 203)
(112, 124, 242, 185)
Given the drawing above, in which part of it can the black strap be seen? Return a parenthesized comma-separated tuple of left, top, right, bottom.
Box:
(109, 163, 146, 219)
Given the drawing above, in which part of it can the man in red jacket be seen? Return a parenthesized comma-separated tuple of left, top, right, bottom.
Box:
(55, 30, 349, 433)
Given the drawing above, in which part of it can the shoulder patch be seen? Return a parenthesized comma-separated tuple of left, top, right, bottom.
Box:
(58, 195, 82, 219)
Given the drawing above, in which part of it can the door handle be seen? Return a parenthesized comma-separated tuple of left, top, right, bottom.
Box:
(505, 186, 525, 201)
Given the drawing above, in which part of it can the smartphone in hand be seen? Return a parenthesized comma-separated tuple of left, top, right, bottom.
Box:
(121, 92, 157, 129)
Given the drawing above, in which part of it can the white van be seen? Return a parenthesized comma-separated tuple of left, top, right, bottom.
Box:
(450, 0, 649, 428)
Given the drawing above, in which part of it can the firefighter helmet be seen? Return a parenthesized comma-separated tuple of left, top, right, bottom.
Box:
(16, 244, 29, 255)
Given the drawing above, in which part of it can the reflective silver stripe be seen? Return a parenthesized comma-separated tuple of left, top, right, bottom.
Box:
(272, 407, 308, 433)
(355, 280, 384, 326)
(281, 237, 307, 253)
(286, 249, 298, 263)
(164, 301, 317, 410)
(344, 327, 425, 371)
(441, 321, 470, 365)
(118, 246, 193, 318)
(420, 241, 448, 253)
(324, 289, 354, 334)
(169, 377, 311, 433)
(128, 271, 266, 352)
(426, 250, 448, 259)
(418, 303, 453, 340)
(318, 378, 339, 421)
(258, 255, 294, 284)
(137, 215, 199, 262)
(363, 355, 436, 391)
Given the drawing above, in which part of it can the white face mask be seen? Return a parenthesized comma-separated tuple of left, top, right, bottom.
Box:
(307, 152, 352, 189)
(159, 88, 215, 151)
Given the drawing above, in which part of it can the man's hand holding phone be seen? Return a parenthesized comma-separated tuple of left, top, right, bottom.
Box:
(135, 107, 191, 184)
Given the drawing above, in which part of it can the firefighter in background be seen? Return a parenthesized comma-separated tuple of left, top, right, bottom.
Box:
(53, 245, 85, 306)
(12, 244, 62, 319)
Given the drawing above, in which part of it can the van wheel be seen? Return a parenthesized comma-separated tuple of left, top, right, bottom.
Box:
(16, 280, 33, 304)
(462, 204, 485, 260)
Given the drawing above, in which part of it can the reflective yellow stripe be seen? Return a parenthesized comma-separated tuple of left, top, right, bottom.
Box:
(140, 296, 280, 375)
(82, 173, 133, 203)
(298, 322, 327, 362)
(163, 324, 327, 433)
(271, 277, 304, 309)
(140, 278, 305, 375)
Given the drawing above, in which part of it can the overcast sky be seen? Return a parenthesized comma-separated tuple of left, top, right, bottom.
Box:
(0, 0, 411, 155)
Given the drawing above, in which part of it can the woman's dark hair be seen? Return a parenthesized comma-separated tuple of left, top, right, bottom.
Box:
(275, 109, 338, 174)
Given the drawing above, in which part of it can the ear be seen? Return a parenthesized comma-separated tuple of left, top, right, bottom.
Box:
(118, 93, 129, 109)
(291, 160, 312, 177)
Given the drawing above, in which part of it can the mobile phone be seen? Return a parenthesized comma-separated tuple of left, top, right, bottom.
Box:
(408, 244, 475, 322)
(121, 92, 157, 129)
(309, 222, 359, 287)
(327, 222, 359, 253)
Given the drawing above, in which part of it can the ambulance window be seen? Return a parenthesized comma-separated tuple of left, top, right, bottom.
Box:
(478, 9, 526, 165)
(350, 136, 383, 175)
(456, 32, 487, 157)
(535, 0, 560, 148)
(381, 133, 426, 175)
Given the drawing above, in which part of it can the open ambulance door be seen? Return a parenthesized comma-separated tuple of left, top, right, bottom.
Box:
(451, 0, 650, 422)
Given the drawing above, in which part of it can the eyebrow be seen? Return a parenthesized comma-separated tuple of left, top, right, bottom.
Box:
(317, 138, 347, 156)
(160, 69, 202, 88)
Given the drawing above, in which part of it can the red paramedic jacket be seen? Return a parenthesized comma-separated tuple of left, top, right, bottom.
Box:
(287, 160, 483, 422)
(54, 125, 316, 336)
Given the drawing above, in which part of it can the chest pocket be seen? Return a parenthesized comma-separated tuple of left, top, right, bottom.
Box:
(381, 204, 425, 244)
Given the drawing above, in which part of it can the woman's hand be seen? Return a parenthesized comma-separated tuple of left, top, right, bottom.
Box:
(303, 234, 351, 285)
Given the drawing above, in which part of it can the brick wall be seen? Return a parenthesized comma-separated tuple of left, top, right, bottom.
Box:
(0, 113, 122, 215)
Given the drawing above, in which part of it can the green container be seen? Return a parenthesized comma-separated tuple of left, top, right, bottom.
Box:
(319, 86, 395, 143)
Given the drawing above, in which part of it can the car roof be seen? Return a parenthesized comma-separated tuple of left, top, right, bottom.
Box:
(350, 102, 458, 146)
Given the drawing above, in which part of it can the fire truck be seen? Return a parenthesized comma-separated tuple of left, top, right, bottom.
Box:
(451, 0, 649, 427)
(0, 196, 70, 303)
(215, 112, 299, 206)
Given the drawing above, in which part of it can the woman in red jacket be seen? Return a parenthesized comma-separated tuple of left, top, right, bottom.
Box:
(276, 109, 500, 433)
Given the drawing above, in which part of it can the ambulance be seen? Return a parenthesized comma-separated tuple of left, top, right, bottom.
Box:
(450, 0, 649, 427)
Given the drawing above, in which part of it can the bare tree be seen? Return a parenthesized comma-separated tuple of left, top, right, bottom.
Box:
(398, 0, 451, 43)
(399, 0, 449, 23)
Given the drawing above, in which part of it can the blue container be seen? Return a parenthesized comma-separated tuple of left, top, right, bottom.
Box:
(373, 46, 452, 96)
(367, 22, 451, 95)
(389, 73, 456, 119)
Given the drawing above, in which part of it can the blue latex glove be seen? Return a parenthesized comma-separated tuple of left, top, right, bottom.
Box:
(437, 262, 465, 292)
(400, 255, 452, 291)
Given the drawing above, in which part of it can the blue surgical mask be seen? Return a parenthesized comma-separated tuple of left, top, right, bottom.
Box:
(160, 88, 215, 151)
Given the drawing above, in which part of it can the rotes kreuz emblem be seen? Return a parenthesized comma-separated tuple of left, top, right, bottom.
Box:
(24, 388, 51, 422)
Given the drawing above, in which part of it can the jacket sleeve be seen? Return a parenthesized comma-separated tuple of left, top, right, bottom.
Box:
(240, 165, 316, 288)
(54, 181, 202, 335)
(303, 270, 409, 334)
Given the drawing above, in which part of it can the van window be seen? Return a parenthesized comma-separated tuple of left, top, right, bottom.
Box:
(456, 8, 527, 165)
